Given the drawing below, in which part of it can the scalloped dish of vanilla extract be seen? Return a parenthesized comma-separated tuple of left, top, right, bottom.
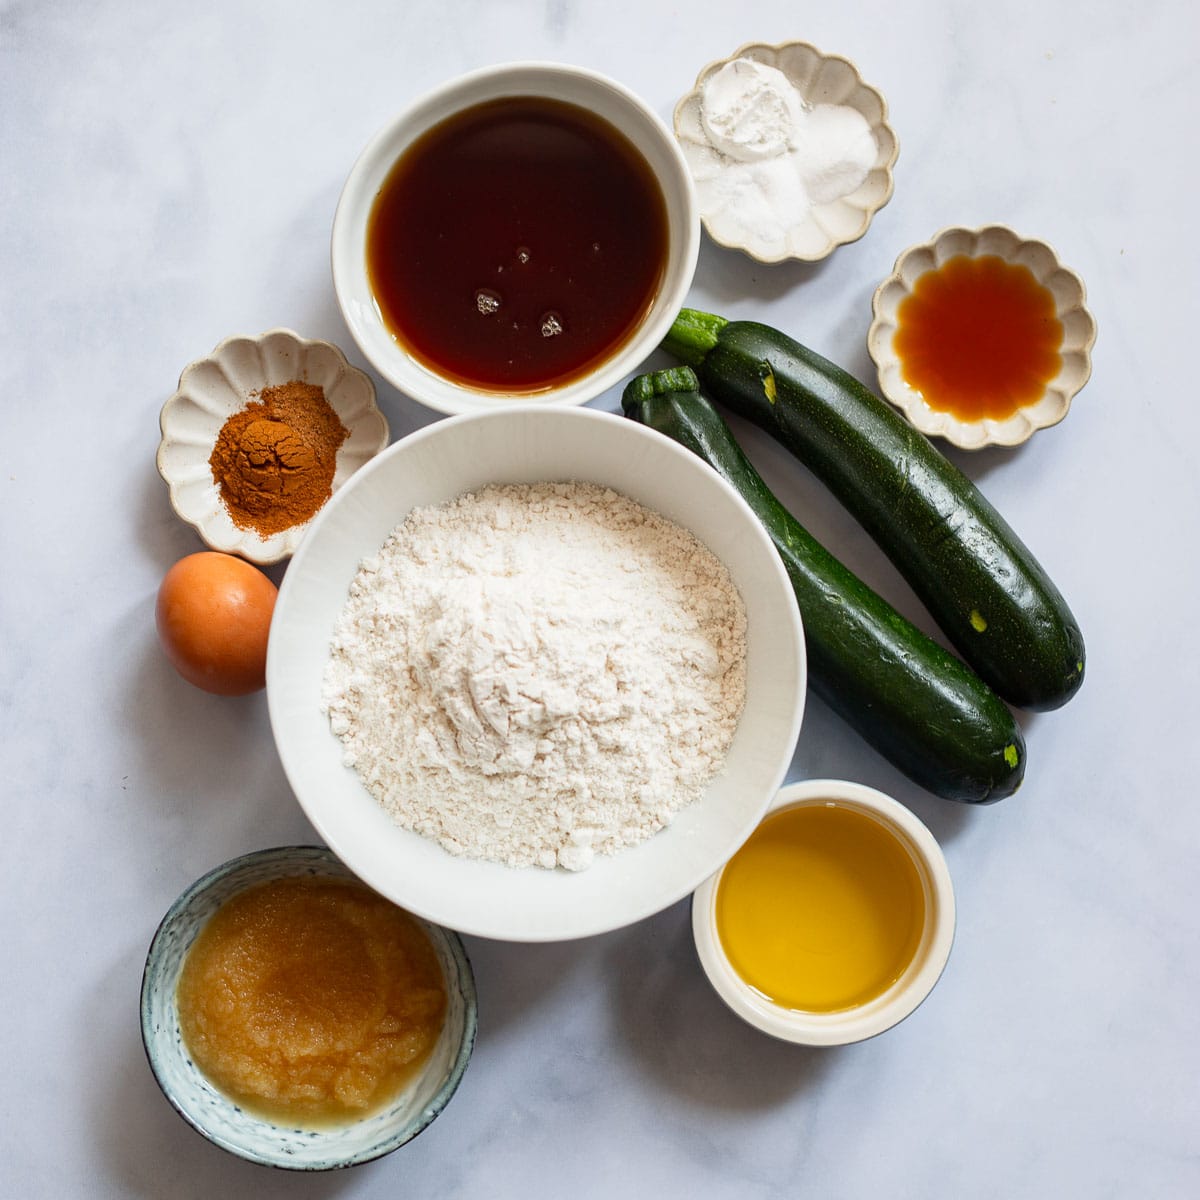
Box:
(894, 254, 1064, 421)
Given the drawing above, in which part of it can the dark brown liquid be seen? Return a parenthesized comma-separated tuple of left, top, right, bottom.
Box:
(894, 254, 1063, 421)
(366, 96, 669, 393)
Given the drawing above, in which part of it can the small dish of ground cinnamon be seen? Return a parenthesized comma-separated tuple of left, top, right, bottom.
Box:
(209, 380, 349, 539)
(157, 328, 389, 564)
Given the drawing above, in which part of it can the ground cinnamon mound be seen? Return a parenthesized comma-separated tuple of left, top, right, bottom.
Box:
(210, 381, 349, 536)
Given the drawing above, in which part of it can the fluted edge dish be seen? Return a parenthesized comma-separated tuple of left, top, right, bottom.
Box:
(673, 40, 898, 263)
(868, 225, 1097, 449)
(156, 329, 390, 563)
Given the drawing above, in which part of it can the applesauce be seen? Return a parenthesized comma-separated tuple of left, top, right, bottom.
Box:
(176, 875, 447, 1127)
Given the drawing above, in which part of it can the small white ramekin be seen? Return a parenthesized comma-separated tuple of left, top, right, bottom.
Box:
(332, 62, 699, 416)
(692, 779, 955, 1045)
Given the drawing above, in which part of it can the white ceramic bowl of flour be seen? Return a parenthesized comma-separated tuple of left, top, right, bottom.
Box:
(267, 407, 806, 941)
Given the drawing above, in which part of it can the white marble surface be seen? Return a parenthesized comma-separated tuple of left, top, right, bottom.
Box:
(3, 1, 1198, 1195)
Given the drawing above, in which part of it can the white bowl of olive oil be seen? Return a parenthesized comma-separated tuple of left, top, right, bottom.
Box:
(692, 779, 955, 1045)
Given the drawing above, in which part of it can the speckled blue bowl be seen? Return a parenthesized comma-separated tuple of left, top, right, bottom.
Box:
(140, 845, 477, 1170)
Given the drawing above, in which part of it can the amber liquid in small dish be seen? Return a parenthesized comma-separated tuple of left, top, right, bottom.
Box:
(366, 96, 668, 393)
(893, 254, 1063, 421)
(715, 803, 926, 1013)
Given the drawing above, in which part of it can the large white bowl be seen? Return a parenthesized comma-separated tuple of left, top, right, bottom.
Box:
(331, 62, 699, 416)
(267, 407, 806, 941)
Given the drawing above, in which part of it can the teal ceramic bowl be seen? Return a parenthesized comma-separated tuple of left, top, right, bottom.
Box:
(140, 845, 477, 1170)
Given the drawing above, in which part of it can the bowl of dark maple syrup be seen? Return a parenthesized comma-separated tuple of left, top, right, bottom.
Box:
(332, 63, 700, 416)
(868, 225, 1097, 449)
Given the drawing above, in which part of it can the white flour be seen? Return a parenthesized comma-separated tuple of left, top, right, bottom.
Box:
(322, 483, 747, 871)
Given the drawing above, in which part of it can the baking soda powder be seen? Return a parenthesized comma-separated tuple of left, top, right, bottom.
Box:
(691, 57, 877, 246)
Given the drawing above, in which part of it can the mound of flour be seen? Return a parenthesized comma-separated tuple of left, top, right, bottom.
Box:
(321, 482, 747, 870)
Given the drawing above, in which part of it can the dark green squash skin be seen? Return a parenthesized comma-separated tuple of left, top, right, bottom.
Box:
(622, 367, 1026, 804)
(662, 311, 1085, 712)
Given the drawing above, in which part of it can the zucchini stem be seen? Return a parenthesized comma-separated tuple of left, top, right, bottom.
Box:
(621, 365, 698, 411)
(660, 308, 728, 367)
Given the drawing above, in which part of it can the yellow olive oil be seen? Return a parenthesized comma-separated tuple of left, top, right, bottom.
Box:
(715, 803, 927, 1013)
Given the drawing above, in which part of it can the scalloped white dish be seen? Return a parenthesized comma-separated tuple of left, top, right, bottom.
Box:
(673, 41, 898, 263)
(156, 329, 389, 564)
(868, 226, 1097, 449)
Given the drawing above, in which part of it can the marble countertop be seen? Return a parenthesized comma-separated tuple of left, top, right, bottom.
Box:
(4, 1, 1197, 1196)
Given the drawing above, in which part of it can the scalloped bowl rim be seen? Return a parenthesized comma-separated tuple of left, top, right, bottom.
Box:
(156, 328, 390, 564)
(867, 224, 1097, 449)
(673, 40, 899, 264)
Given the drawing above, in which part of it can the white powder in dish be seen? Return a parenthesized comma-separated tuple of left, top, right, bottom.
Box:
(693, 58, 877, 243)
(701, 58, 807, 162)
(322, 482, 747, 871)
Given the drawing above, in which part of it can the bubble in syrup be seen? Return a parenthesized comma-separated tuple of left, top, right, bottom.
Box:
(476, 289, 501, 315)
(541, 312, 564, 338)
(516, 246, 531, 265)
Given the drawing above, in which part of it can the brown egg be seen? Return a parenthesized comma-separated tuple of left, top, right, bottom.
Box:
(155, 552, 277, 695)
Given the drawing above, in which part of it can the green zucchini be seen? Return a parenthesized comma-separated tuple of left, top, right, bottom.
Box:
(623, 366, 1025, 804)
(662, 309, 1084, 712)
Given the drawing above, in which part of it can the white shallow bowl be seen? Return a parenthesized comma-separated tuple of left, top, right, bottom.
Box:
(692, 779, 955, 1046)
(157, 329, 390, 564)
(673, 41, 898, 263)
(140, 845, 477, 1170)
(868, 225, 1097, 449)
(267, 406, 806, 942)
(332, 61, 699, 416)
